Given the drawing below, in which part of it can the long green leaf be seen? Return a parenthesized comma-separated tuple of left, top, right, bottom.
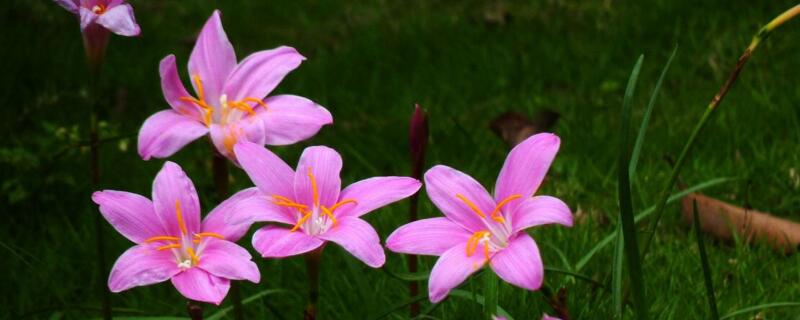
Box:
(693, 200, 719, 320)
(449, 290, 514, 320)
(387, 267, 601, 287)
(483, 270, 498, 319)
(720, 302, 800, 319)
(617, 54, 648, 319)
(575, 176, 737, 272)
(206, 289, 286, 320)
(369, 294, 428, 320)
(612, 225, 625, 317)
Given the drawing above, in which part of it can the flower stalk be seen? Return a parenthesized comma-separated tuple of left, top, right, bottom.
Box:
(641, 3, 800, 258)
(304, 246, 325, 320)
(187, 300, 204, 320)
(407, 104, 428, 316)
(211, 147, 244, 320)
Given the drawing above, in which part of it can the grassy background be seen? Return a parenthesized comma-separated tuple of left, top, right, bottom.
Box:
(2, 0, 800, 319)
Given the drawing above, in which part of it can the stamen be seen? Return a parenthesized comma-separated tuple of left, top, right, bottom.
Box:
(465, 231, 491, 260)
(157, 243, 182, 251)
(92, 4, 106, 14)
(307, 167, 319, 207)
(489, 194, 522, 223)
(192, 74, 206, 101)
(186, 247, 200, 265)
(328, 199, 357, 212)
(241, 97, 268, 109)
(320, 206, 337, 226)
(143, 236, 180, 243)
(456, 194, 486, 218)
(290, 212, 313, 232)
(175, 200, 188, 235)
(229, 101, 257, 116)
(194, 232, 225, 240)
(178, 75, 214, 126)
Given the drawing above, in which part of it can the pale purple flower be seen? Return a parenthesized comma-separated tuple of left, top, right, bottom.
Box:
(386, 133, 573, 303)
(138, 10, 332, 164)
(226, 141, 422, 267)
(92, 161, 260, 305)
(55, 0, 140, 68)
(541, 314, 562, 320)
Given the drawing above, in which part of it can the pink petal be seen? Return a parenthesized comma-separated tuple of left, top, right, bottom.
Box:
(137, 110, 207, 160)
(204, 187, 295, 240)
(256, 95, 332, 146)
(223, 46, 305, 101)
(252, 226, 324, 258)
(152, 161, 202, 236)
(159, 55, 201, 121)
(95, 3, 140, 36)
(294, 146, 342, 207)
(233, 140, 295, 197)
(424, 165, 493, 232)
(317, 217, 385, 268)
(108, 244, 180, 292)
(386, 217, 471, 256)
(336, 177, 421, 219)
(209, 123, 264, 164)
(489, 233, 543, 291)
(197, 239, 260, 283)
(92, 190, 164, 243)
(171, 268, 230, 305)
(79, 7, 98, 31)
(55, 0, 79, 14)
(494, 133, 560, 213)
(428, 242, 487, 303)
(511, 196, 573, 233)
(542, 314, 562, 320)
(188, 10, 236, 104)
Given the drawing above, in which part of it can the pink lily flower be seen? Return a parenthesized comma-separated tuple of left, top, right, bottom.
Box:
(386, 133, 573, 303)
(138, 10, 332, 164)
(55, 0, 140, 67)
(226, 141, 422, 267)
(92, 161, 260, 305)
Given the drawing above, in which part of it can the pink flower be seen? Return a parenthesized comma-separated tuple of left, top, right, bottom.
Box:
(92, 161, 260, 305)
(137, 10, 332, 164)
(226, 141, 422, 267)
(55, 0, 140, 68)
(386, 133, 573, 303)
(541, 314, 562, 320)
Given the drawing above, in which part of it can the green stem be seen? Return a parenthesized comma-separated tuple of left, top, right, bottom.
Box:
(210, 150, 243, 320)
(693, 200, 719, 320)
(640, 3, 800, 259)
(483, 270, 498, 320)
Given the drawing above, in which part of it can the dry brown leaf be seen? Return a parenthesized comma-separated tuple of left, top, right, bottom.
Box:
(490, 110, 560, 147)
(682, 193, 800, 253)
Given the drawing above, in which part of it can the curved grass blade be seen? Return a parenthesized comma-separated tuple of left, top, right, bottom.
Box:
(384, 268, 431, 282)
(612, 225, 625, 317)
(692, 200, 719, 320)
(617, 54, 648, 319)
(449, 290, 514, 320)
(369, 294, 428, 320)
(206, 289, 287, 320)
(575, 176, 737, 272)
(484, 270, 498, 319)
(720, 302, 800, 319)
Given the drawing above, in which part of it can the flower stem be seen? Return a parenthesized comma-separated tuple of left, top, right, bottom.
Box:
(210, 149, 244, 320)
(483, 270, 498, 320)
(408, 104, 428, 317)
(640, 3, 800, 259)
(187, 300, 204, 320)
(304, 246, 325, 320)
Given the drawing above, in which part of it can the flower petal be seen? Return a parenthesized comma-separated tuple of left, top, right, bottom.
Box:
(171, 268, 230, 305)
(428, 242, 487, 303)
(188, 10, 236, 103)
(252, 226, 324, 258)
(79, 7, 98, 31)
(511, 196, 573, 233)
(233, 140, 295, 197)
(108, 244, 180, 292)
(197, 239, 260, 283)
(223, 46, 305, 101)
(152, 161, 202, 236)
(204, 187, 295, 241)
(137, 110, 208, 160)
(336, 177, 421, 218)
(494, 133, 560, 212)
(92, 190, 164, 243)
(95, 3, 140, 36)
(55, 0, 79, 14)
(317, 217, 385, 268)
(489, 233, 543, 291)
(424, 165, 494, 232)
(294, 146, 342, 207)
(386, 217, 471, 256)
(255, 95, 332, 146)
(159, 55, 201, 121)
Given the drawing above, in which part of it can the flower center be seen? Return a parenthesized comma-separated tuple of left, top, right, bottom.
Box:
(454, 193, 523, 249)
(91, 4, 106, 14)
(179, 74, 268, 127)
(142, 200, 224, 269)
(466, 230, 493, 262)
(271, 167, 357, 235)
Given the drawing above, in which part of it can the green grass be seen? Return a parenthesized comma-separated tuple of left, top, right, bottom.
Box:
(2, 0, 800, 319)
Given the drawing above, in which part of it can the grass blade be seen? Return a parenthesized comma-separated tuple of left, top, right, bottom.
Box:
(449, 290, 514, 320)
(612, 225, 625, 317)
(575, 176, 737, 272)
(692, 200, 719, 320)
(369, 294, 428, 320)
(617, 54, 648, 319)
(720, 302, 800, 319)
(206, 289, 287, 320)
(483, 270, 498, 319)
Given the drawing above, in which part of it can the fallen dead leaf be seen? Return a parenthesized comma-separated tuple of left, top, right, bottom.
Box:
(490, 110, 560, 147)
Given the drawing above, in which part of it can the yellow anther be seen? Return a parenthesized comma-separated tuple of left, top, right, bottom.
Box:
(290, 212, 313, 232)
(143, 236, 180, 243)
(489, 194, 522, 223)
(175, 200, 188, 235)
(192, 74, 206, 101)
(178, 75, 214, 126)
(194, 232, 225, 240)
(156, 243, 182, 251)
(241, 97, 268, 109)
(307, 167, 319, 207)
(320, 206, 337, 226)
(465, 231, 491, 259)
(328, 199, 357, 212)
(186, 247, 200, 265)
(229, 101, 257, 116)
(456, 194, 486, 218)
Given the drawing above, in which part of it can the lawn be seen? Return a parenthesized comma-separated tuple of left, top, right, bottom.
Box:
(2, 0, 800, 319)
